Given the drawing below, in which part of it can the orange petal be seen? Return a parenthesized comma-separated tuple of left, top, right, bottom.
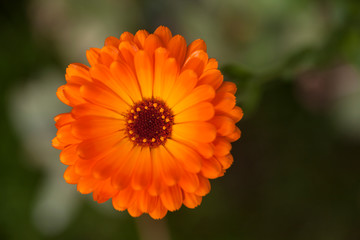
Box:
(54, 113, 74, 129)
(174, 102, 215, 123)
(65, 63, 91, 84)
(118, 41, 139, 70)
(90, 64, 133, 105)
(198, 69, 223, 90)
(93, 178, 118, 203)
(91, 153, 118, 180)
(182, 50, 208, 77)
(148, 148, 166, 196)
(86, 48, 101, 66)
(154, 26, 172, 45)
(158, 145, 182, 186)
(105, 36, 120, 48)
(200, 157, 222, 179)
(167, 35, 187, 66)
(128, 205, 143, 217)
(60, 144, 79, 165)
(56, 85, 70, 106)
(213, 137, 232, 157)
(63, 165, 81, 184)
(71, 116, 125, 139)
(74, 157, 98, 176)
(111, 146, 142, 190)
(204, 58, 218, 71)
(77, 177, 100, 194)
(165, 139, 201, 173)
(186, 39, 207, 59)
(195, 175, 211, 196)
(110, 61, 142, 103)
(80, 83, 128, 114)
(133, 30, 149, 49)
(226, 127, 241, 142)
(216, 154, 234, 170)
(63, 83, 86, 106)
(160, 185, 183, 211)
(120, 32, 134, 41)
(131, 147, 152, 190)
(153, 48, 169, 98)
(210, 116, 236, 136)
(217, 81, 237, 94)
(136, 190, 157, 213)
(213, 92, 236, 113)
(144, 34, 163, 57)
(76, 131, 124, 159)
(100, 46, 120, 66)
(52, 136, 66, 150)
(155, 57, 178, 100)
(172, 122, 216, 143)
(166, 69, 198, 108)
(171, 132, 214, 159)
(92, 140, 133, 180)
(134, 50, 153, 98)
(178, 171, 199, 193)
(112, 186, 135, 211)
(72, 103, 123, 119)
(149, 198, 168, 219)
(183, 191, 202, 209)
(226, 106, 243, 123)
(56, 124, 81, 144)
(172, 84, 215, 115)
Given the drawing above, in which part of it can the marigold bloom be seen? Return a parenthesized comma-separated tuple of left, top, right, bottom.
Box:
(52, 26, 243, 219)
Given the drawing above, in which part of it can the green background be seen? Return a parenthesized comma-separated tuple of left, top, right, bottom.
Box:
(1, 0, 360, 239)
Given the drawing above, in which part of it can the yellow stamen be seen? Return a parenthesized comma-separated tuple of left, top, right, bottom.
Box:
(136, 107, 141, 112)
(143, 139, 147, 143)
(151, 138, 156, 142)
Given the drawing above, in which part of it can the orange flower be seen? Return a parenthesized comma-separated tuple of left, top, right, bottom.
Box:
(52, 26, 243, 219)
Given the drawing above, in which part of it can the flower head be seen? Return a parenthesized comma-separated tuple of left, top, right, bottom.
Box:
(52, 26, 243, 219)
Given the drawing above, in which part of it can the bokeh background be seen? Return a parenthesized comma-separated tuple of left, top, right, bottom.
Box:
(1, 0, 360, 239)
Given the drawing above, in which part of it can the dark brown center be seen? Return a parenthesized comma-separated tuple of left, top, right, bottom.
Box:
(125, 99, 174, 147)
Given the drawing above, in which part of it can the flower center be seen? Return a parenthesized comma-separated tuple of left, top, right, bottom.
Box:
(126, 99, 174, 147)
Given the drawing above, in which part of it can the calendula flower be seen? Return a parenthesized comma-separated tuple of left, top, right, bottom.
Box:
(52, 26, 243, 219)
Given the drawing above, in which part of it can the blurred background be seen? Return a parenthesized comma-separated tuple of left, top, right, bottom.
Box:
(1, 0, 360, 239)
